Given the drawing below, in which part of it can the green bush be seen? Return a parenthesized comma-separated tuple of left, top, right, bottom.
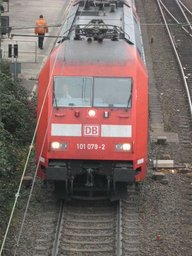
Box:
(1, 73, 36, 145)
(0, 66, 36, 241)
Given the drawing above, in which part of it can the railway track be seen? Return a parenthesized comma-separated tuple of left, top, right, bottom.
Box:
(31, 188, 141, 256)
(153, 0, 192, 154)
(32, 189, 60, 256)
(136, 0, 192, 162)
(157, 0, 192, 116)
(58, 200, 117, 256)
(32, 199, 117, 256)
(181, 173, 192, 255)
(135, 0, 192, 254)
(121, 188, 140, 256)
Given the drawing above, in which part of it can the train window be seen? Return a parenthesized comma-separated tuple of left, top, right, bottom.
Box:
(93, 77, 132, 108)
(53, 76, 132, 108)
(53, 76, 92, 107)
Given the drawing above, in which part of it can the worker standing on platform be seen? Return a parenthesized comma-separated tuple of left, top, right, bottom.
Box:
(35, 15, 48, 49)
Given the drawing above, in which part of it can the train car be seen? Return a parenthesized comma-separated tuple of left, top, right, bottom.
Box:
(36, 0, 148, 199)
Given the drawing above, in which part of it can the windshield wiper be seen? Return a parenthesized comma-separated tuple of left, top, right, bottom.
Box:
(127, 92, 132, 108)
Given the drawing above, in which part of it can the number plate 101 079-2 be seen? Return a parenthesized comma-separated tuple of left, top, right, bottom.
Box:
(76, 143, 105, 150)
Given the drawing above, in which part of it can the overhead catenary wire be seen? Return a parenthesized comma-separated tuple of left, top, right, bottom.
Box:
(12, 24, 62, 30)
(5, 21, 192, 34)
(1, 0, 192, 35)
(7, 21, 192, 42)
(0, 0, 73, 254)
(1, 19, 192, 40)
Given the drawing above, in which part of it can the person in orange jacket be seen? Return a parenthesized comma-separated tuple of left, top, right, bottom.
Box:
(35, 15, 48, 49)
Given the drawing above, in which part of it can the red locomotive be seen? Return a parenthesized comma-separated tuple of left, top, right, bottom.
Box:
(36, 0, 148, 199)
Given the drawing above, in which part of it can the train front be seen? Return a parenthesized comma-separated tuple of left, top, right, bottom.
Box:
(36, 0, 148, 199)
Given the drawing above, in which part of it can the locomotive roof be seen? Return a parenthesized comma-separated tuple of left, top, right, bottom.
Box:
(58, 40, 135, 64)
(57, 0, 145, 61)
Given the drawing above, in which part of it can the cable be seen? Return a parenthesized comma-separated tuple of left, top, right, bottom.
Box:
(13, 0, 75, 251)
(0, 0, 73, 254)
(13, 105, 54, 256)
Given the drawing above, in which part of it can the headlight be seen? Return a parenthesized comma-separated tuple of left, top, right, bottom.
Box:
(88, 109, 96, 117)
(115, 143, 132, 152)
(50, 141, 68, 150)
(122, 143, 131, 151)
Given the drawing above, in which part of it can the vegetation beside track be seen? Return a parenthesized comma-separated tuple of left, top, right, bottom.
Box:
(0, 61, 36, 243)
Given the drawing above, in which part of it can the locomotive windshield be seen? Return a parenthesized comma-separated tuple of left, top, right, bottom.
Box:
(53, 76, 132, 108)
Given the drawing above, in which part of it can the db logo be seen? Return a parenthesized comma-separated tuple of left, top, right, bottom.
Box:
(83, 125, 100, 136)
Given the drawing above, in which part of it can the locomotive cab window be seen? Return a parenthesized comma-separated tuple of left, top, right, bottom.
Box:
(53, 76, 132, 108)
(53, 76, 92, 107)
(93, 77, 132, 108)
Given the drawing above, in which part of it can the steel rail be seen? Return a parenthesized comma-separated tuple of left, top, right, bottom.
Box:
(160, 0, 192, 35)
(178, 0, 192, 16)
(116, 200, 122, 256)
(157, 0, 192, 118)
(176, 0, 192, 31)
(51, 201, 65, 256)
(60, 200, 117, 255)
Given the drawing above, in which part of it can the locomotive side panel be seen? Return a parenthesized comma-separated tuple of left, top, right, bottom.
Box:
(36, 60, 51, 177)
(134, 58, 148, 182)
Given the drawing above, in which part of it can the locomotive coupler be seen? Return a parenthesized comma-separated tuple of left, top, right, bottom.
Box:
(85, 168, 94, 187)
(107, 176, 111, 192)
(70, 176, 74, 193)
(65, 179, 69, 193)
